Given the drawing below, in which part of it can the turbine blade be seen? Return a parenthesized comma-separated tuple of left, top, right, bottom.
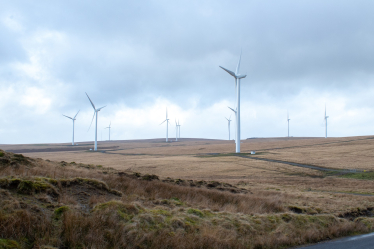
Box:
(325, 104, 326, 117)
(85, 92, 96, 110)
(160, 119, 167, 125)
(235, 50, 242, 75)
(62, 114, 73, 120)
(219, 66, 236, 77)
(88, 111, 96, 131)
(238, 74, 247, 79)
(74, 110, 80, 119)
(228, 106, 237, 113)
(97, 106, 106, 111)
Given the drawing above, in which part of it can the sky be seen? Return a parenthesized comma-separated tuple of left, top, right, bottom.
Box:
(1, 0, 374, 144)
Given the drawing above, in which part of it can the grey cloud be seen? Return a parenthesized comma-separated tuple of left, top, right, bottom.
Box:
(1, 0, 374, 143)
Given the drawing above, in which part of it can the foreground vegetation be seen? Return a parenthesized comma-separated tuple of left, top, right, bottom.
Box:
(0, 150, 374, 248)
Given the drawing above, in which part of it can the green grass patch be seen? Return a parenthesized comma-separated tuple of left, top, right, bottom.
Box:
(339, 171, 374, 180)
(0, 178, 59, 196)
(150, 209, 171, 216)
(187, 208, 204, 217)
(54, 206, 69, 220)
(0, 239, 20, 249)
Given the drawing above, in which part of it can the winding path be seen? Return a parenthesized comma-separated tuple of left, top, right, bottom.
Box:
(296, 232, 374, 249)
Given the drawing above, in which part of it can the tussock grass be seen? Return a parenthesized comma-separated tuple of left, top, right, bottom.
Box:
(0, 149, 373, 248)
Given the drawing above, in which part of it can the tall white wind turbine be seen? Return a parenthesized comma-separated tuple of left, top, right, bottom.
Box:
(225, 115, 232, 140)
(177, 120, 181, 140)
(324, 105, 329, 138)
(86, 93, 106, 151)
(287, 112, 290, 138)
(220, 52, 246, 153)
(160, 108, 170, 142)
(62, 110, 80, 145)
(105, 122, 111, 141)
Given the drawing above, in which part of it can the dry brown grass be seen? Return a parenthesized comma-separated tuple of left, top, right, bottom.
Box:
(2, 137, 374, 214)
(1, 137, 374, 248)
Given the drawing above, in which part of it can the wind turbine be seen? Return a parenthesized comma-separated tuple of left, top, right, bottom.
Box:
(86, 92, 106, 151)
(287, 112, 290, 138)
(105, 122, 111, 141)
(177, 120, 181, 140)
(220, 52, 246, 153)
(175, 119, 178, 141)
(324, 105, 329, 138)
(160, 108, 170, 142)
(62, 110, 80, 145)
(225, 115, 232, 140)
(228, 107, 237, 144)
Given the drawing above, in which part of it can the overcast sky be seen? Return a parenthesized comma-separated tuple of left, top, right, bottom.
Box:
(1, 0, 374, 144)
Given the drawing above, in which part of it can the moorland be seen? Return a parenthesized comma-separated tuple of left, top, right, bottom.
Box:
(1, 136, 374, 248)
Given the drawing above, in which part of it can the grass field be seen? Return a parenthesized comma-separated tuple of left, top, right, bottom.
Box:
(1, 136, 374, 248)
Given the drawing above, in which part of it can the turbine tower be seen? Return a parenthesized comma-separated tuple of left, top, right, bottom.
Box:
(287, 112, 290, 138)
(175, 119, 178, 141)
(324, 105, 329, 138)
(105, 122, 111, 141)
(160, 108, 170, 142)
(220, 52, 246, 153)
(86, 92, 106, 151)
(177, 120, 181, 140)
(226, 115, 232, 140)
(62, 110, 80, 145)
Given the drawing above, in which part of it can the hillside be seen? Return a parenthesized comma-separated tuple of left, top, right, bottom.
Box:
(1, 149, 374, 248)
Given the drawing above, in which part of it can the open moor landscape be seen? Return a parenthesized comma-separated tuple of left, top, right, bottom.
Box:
(1, 136, 374, 248)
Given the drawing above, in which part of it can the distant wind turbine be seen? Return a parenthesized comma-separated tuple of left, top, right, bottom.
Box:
(324, 105, 329, 138)
(175, 119, 178, 141)
(105, 122, 111, 141)
(86, 92, 106, 151)
(225, 115, 232, 140)
(220, 51, 247, 153)
(287, 112, 290, 138)
(62, 110, 80, 145)
(177, 120, 181, 140)
(160, 108, 170, 142)
(228, 106, 237, 144)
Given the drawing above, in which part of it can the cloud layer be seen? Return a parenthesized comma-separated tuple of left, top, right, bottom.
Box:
(1, 0, 374, 144)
